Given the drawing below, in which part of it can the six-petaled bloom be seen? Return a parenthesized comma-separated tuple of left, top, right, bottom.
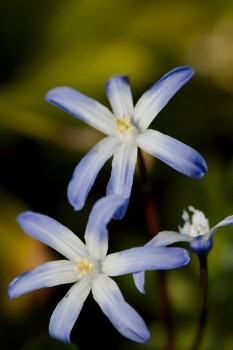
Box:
(8, 196, 190, 344)
(45, 66, 207, 219)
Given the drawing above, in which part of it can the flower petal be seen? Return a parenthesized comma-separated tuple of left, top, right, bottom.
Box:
(107, 141, 138, 219)
(106, 75, 134, 118)
(102, 246, 190, 276)
(134, 66, 195, 129)
(131, 232, 192, 293)
(209, 215, 233, 237)
(17, 212, 88, 261)
(145, 230, 193, 247)
(49, 277, 91, 343)
(137, 129, 207, 179)
(45, 87, 115, 135)
(190, 236, 213, 255)
(84, 195, 126, 260)
(8, 260, 78, 299)
(133, 271, 146, 294)
(68, 136, 121, 211)
(92, 274, 150, 343)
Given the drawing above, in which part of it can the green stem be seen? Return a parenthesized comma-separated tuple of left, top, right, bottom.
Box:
(190, 254, 208, 350)
(137, 149, 176, 350)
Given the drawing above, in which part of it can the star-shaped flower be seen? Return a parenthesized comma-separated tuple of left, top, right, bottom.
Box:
(133, 206, 233, 293)
(8, 196, 190, 344)
(45, 67, 207, 219)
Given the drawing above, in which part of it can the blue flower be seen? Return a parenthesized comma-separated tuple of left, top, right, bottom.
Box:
(45, 67, 207, 219)
(133, 206, 233, 293)
(178, 206, 233, 255)
(8, 196, 190, 344)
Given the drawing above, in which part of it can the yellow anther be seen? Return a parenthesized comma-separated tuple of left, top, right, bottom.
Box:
(114, 116, 134, 133)
(75, 258, 93, 279)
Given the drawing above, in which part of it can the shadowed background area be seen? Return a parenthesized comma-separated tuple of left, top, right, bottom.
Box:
(0, 0, 233, 349)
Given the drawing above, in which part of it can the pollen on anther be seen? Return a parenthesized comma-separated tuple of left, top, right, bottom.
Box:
(75, 258, 93, 279)
(114, 116, 134, 133)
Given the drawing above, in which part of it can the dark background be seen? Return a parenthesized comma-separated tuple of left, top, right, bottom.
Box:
(0, 0, 233, 349)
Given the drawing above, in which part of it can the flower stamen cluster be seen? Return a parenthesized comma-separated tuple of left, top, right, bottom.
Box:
(114, 116, 134, 133)
(179, 206, 210, 238)
(75, 258, 94, 279)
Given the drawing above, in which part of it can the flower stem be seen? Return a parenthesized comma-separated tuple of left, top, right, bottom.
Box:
(137, 151, 160, 236)
(137, 149, 176, 350)
(190, 254, 208, 350)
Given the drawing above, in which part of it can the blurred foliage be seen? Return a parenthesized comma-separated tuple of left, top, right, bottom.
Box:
(20, 335, 78, 350)
(0, 0, 233, 349)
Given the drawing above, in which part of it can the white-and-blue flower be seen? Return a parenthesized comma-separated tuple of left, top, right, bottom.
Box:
(45, 67, 207, 219)
(178, 206, 233, 255)
(133, 206, 233, 293)
(8, 196, 190, 344)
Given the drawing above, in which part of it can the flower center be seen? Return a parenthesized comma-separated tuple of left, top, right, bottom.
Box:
(75, 258, 94, 280)
(114, 116, 134, 133)
(189, 224, 209, 237)
(179, 206, 210, 238)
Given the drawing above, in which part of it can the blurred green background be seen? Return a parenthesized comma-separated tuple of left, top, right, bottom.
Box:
(0, 0, 233, 349)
